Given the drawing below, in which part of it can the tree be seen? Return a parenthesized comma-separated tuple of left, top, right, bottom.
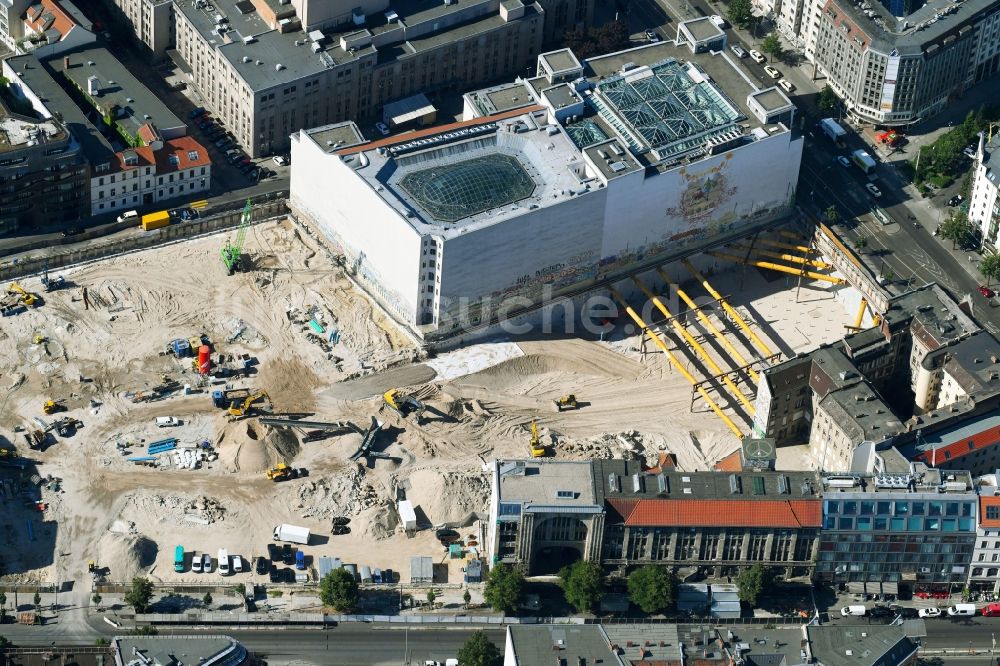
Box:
(124, 577, 154, 614)
(456, 630, 501, 666)
(824, 205, 841, 224)
(32, 592, 41, 613)
(940, 211, 972, 249)
(981, 253, 1000, 286)
(760, 33, 783, 62)
(0, 592, 6, 609)
(817, 85, 839, 113)
(484, 563, 523, 614)
(0, 634, 10, 647)
(202, 592, 213, 607)
(463, 589, 472, 608)
(560, 561, 604, 614)
(727, 0, 754, 28)
(854, 235, 867, 251)
(627, 566, 677, 614)
(735, 564, 776, 605)
(319, 568, 358, 612)
(91, 593, 102, 609)
(426, 588, 437, 607)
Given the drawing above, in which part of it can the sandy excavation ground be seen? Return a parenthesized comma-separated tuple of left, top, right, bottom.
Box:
(0, 221, 856, 592)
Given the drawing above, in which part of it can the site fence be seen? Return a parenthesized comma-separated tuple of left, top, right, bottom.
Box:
(0, 195, 288, 283)
(0, 582, 65, 595)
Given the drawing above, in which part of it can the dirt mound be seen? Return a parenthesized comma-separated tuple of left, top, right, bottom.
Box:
(98, 532, 158, 581)
(403, 467, 489, 526)
(264, 424, 300, 464)
(354, 502, 399, 540)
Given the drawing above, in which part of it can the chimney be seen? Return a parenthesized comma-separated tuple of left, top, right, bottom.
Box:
(63, 56, 69, 70)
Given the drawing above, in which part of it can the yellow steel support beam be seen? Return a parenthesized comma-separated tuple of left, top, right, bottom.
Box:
(707, 251, 847, 285)
(656, 267, 759, 383)
(757, 238, 816, 254)
(682, 259, 775, 358)
(734, 245, 833, 270)
(607, 285, 745, 438)
(632, 277, 756, 415)
(854, 298, 868, 330)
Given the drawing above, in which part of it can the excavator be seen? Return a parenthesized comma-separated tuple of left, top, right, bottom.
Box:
(553, 394, 579, 412)
(42, 400, 65, 415)
(8, 283, 37, 307)
(382, 389, 425, 420)
(529, 420, 546, 458)
(265, 462, 299, 482)
(229, 391, 270, 417)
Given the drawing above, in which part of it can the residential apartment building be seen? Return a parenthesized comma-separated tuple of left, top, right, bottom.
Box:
(799, 0, 1000, 126)
(971, 493, 1000, 593)
(0, 0, 94, 56)
(971, 131, 1000, 251)
(173, 0, 549, 157)
(104, 0, 172, 60)
(0, 99, 87, 234)
(816, 467, 978, 591)
(486, 459, 822, 579)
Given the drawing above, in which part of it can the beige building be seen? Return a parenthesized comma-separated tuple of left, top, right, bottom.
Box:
(106, 0, 173, 60)
(173, 0, 556, 157)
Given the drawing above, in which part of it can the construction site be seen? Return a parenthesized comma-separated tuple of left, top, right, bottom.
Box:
(0, 202, 863, 591)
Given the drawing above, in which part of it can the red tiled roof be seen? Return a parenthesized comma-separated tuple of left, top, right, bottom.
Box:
(336, 105, 546, 156)
(137, 123, 162, 145)
(112, 136, 210, 174)
(982, 496, 1000, 528)
(23, 0, 76, 41)
(644, 452, 677, 474)
(913, 426, 1000, 466)
(606, 498, 821, 528)
(713, 449, 744, 472)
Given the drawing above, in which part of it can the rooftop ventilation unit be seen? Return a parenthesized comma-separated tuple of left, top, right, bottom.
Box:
(275, 63, 285, 71)
(825, 477, 859, 488)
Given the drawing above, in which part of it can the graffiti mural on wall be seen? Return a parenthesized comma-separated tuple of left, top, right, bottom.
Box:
(666, 155, 739, 224)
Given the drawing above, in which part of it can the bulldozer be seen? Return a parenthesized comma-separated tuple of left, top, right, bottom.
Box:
(229, 390, 270, 417)
(382, 389, 425, 419)
(42, 400, 64, 415)
(265, 463, 299, 482)
(554, 394, 579, 412)
(529, 420, 546, 458)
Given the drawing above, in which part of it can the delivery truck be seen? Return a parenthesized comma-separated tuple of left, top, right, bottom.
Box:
(141, 210, 170, 231)
(819, 118, 846, 144)
(851, 149, 876, 175)
(273, 523, 310, 545)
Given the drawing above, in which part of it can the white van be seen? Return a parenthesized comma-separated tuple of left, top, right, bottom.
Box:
(218, 549, 230, 576)
(117, 210, 139, 223)
(947, 603, 977, 616)
(840, 605, 867, 616)
(231, 554, 244, 573)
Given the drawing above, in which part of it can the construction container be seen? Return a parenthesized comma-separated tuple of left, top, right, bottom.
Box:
(398, 500, 417, 531)
(141, 210, 170, 231)
(198, 345, 211, 374)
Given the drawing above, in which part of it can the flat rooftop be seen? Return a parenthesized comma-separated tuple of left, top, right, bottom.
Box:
(49, 46, 182, 134)
(583, 138, 642, 180)
(472, 81, 536, 116)
(496, 460, 597, 508)
(886, 284, 979, 349)
(806, 624, 917, 666)
(684, 16, 726, 41)
(540, 48, 583, 74)
(508, 625, 620, 665)
(829, 0, 999, 53)
(0, 112, 66, 153)
(113, 635, 248, 665)
(541, 83, 579, 110)
(304, 121, 365, 153)
(752, 87, 791, 113)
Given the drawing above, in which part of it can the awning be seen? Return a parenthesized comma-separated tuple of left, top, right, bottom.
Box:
(384, 93, 437, 127)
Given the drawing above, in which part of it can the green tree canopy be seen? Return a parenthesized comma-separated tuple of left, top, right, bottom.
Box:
(560, 561, 604, 614)
(735, 564, 776, 605)
(627, 566, 677, 614)
(981, 253, 1000, 286)
(760, 33, 783, 61)
(940, 210, 972, 249)
(824, 205, 841, 224)
(124, 577, 154, 614)
(484, 563, 524, 614)
(457, 630, 502, 666)
(817, 85, 839, 112)
(727, 0, 754, 28)
(319, 568, 359, 612)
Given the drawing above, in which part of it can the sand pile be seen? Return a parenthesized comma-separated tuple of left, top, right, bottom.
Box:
(295, 464, 381, 520)
(97, 532, 158, 581)
(354, 502, 399, 540)
(403, 468, 490, 526)
(118, 492, 232, 527)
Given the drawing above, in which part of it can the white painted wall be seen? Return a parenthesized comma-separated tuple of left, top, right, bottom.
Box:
(291, 133, 422, 321)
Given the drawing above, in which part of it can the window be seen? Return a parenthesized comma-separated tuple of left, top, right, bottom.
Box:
(187, 150, 199, 161)
(168, 155, 180, 167)
(989, 506, 1000, 520)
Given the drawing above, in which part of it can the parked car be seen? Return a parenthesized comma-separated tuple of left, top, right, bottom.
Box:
(155, 416, 181, 427)
(841, 605, 866, 616)
(192, 551, 203, 573)
(201, 552, 212, 573)
(198, 120, 213, 130)
(282, 544, 294, 565)
(295, 550, 306, 570)
(645, 29, 660, 42)
(272, 154, 288, 166)
(865, 183, 882, 198)
(283, 567, 296, 583)
(232, 555, 244, 573)
(730, 44, 747, 58)
(709, 14, 727, 27)
(963, 144, 977, 158)
(61, 226, 83, 237)
(982, 603, 1000, 616)
(868, 606, 894, 619)
(375, 121, 390, 136)
(436, 528, 460, 545)
(383, 568, 394, 584)
(837, 156, 852, 167)
(268, 543, 281, 562)
(978, 285, 995, 298)
(332, 516, 351, 526)
(948, 194, 964, 206)
(373, 568, 383, 584)
(764, 65, 781, 79)
(188, 107, 206, 120)
(890, 605, 919, 619)
(178, 208, 197, 221)
(331, 525, 351, 535)
(919, 607, 942, 618)
(749, 49, 766, 63)
(269, 567, 281, 583)
(778, 78, 795, 93)
(255, 556, 268, 575)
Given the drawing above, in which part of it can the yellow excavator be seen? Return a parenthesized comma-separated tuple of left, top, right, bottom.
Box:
(42, 400, 64, 415)
(383, 389, 425, 419)
(8, 282, 36, 307)
(265, 462, 299, 482)
(529, 420, 546, 458)
(554, 394, 579, 412)
(229, 390, 270, 417)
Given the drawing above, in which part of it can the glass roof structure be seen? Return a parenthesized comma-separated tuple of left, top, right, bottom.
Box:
(564, 118, 609, 149)
(399, 154, 536, 223)
(592, 59, 742, 160)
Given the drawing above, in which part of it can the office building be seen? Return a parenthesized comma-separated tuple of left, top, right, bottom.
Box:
(971, 131, 1000, 251)
(792, 0, 1000, 126)
(816, 466, 977, 590)
(291, 37, 801, 341)
(486, 459, 822, 579)
(0, 95, 87, 234)
(0, 0, 94, 55)
(105, 0, 173, 59)
(173, 0, 556, 158)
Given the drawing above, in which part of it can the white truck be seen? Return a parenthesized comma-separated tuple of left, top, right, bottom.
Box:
(851, 149, 876, 175)
(819, 117, 846, 143)
(273, 523, 310, 545)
